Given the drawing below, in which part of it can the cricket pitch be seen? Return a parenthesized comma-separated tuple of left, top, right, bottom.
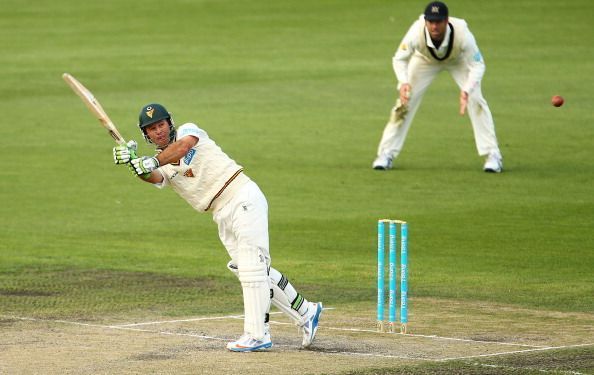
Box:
(1, 298, 593, 374)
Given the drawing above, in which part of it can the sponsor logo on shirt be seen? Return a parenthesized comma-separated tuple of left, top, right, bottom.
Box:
(178, 126, 200, 139)
(183, 149, 196, 165)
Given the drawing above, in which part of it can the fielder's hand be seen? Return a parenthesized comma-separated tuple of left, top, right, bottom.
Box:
(459, 91, 469, 116)
(399, 83, 411, 106)
(130, 156, 160, 176)
(113, 140, 138, 164)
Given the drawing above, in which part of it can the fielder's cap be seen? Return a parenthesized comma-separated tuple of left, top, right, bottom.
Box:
(424, 1, 448, 21)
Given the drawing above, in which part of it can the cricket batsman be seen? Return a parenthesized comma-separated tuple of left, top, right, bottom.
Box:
(372, 1, 503, 173)
(113, 103, 323, 352)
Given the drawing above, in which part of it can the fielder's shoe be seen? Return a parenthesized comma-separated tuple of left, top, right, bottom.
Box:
(483, 152, 503, 173)
(226, 332, 272, 352)
(301, 302, 323, 348)
(372, 155, 393, 170)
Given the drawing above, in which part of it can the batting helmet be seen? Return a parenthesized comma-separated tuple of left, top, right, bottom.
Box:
(138, 103, 176, 145)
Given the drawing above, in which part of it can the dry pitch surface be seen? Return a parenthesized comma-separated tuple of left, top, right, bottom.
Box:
(1, 298, 593, 374)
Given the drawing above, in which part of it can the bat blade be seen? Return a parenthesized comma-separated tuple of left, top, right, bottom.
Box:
(62, 73, 126, 145)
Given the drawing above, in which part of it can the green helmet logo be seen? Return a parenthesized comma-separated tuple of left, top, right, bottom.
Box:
(139, 103, 170, 128)
(138, 103, 176, 145)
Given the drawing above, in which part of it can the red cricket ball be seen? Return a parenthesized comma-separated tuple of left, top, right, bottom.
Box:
(551, 95, 564, 107)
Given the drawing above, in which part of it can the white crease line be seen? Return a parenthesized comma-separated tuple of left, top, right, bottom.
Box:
(0, 315, 423, 359)
(2, 315, 230, 342)
(304, 343, 594, 363)
(115, 327, 229, 342)
(471, 362, 587, 375)
(113, 315, 244, 327)
(387, 332, 548, 348)
(2, 313, 548, 348)
(270, 320, 544, 348)
(113, 312, 284, 327)
(310, 350, 434, 361)
(112, 320, 590, 351)
(2, 315, 593, 363)
(2, 314, 583, 351)
(437, 342, 594, 361)
(112, 308, 336, 327)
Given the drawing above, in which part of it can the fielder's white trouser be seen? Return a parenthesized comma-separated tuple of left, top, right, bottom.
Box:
(213, 181, 271, 339)
(377, 54, 500, 160)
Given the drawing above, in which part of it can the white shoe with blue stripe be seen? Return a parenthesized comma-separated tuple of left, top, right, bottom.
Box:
(301, 302, 323, 348)
(226, 332, 272, 352)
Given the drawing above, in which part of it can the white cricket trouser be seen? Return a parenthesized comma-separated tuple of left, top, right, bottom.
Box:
(216, 181, 312, 328)
(213, 180, 271, 338)
(213, 180, 271, 267)
(377, 54, 500, 159)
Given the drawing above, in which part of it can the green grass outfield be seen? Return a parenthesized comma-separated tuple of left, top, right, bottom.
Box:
(1, 0, 593, 372)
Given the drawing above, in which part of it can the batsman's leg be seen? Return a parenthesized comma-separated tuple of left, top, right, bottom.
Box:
(226, 246, 273, 352)
(268, 267, 323, 348)
(227, 263, 323, 348)
(238, 247, 270, 340)
(214, 181, 273, 352)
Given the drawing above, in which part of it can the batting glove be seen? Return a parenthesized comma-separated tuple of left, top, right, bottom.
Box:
(131, 156, 160, 176)
(113, 140, 138, 164)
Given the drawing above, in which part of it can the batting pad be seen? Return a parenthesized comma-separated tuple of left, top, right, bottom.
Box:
(237, 248, 270, 339)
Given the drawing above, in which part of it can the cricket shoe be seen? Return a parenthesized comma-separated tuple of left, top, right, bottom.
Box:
(226, 332, 272, 352)
(372, 155, 393, 170)
(483, 152, 503, 173)
(300, 302, 323, 348)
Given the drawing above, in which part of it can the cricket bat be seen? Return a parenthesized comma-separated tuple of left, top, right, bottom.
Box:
(62, 73, 126, 145)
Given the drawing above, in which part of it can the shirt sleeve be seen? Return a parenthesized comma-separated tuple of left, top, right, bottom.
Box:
(392, 20, 420, 84)
(177, 123, 201, 140)
(460, 28, 486, 94)
(151, 123, 202, 189)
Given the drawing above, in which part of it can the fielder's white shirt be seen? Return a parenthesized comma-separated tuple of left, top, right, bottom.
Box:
(393, 15, 486, 94)
(154, 123, 250, 212)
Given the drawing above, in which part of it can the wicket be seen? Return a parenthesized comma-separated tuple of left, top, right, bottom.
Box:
(377, 219, 408, 333)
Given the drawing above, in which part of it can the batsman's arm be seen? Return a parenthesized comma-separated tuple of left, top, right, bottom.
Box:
(131, 135, 199, 184)
(134, 168, 163, 184)
(154, 135, 198, 166)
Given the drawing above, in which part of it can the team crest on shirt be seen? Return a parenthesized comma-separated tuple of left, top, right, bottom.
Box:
(183, 169, 195, 177)
(183, 149, 196, 164)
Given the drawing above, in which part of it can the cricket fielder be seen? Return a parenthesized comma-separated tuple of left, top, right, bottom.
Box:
(372, 1, 503, 172)
(113, 103, 323, 352)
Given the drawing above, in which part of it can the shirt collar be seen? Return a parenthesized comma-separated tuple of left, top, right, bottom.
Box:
(424, 23, 451, 50)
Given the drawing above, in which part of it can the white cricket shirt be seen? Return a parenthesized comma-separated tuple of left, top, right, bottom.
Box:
(155, 123, 250, 212)
(393, 15, 486, 94)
